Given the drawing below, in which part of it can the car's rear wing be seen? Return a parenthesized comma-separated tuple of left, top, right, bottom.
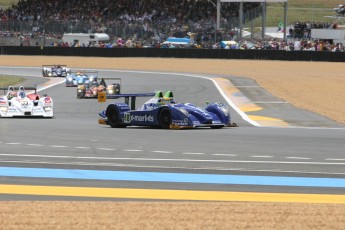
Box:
(42, 65, 68, 68)
(99, 78, 121, 81)
(0, 86, 37, 94)
(99, 77, 121, 85)
(71, 70, 98, 75)
(99, 93, 155, 109)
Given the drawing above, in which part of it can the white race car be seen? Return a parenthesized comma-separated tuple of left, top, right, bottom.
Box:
(0, 86, 54, 118)
(42, 64, 71, 77)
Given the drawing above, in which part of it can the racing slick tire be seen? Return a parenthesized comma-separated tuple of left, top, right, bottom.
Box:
(106, 104, 126, 128)
(77, 91, 85, 99)
(158, 108, 172, 129)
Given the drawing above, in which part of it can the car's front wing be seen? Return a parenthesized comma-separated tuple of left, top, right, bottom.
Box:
(0, 106, 53, 118)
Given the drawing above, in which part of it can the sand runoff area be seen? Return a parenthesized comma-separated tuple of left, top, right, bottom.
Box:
(0, 56, 344, 229)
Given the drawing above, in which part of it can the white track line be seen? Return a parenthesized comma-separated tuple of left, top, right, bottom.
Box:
(98, 148, 116, 151)
(286, 157, 311, 160)
(1, 159, 345, 175)
(213, 154, 238, 157)
(26, 144, 44, 147)
(182, 152, 205, 155)
(1, 153, 345, 166)
(152, 151, 172, 153)
(49, 145, 67, 148)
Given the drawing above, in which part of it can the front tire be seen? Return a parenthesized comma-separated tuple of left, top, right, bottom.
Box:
(158, 108, 172, 129)
(106, 104, 126, 128)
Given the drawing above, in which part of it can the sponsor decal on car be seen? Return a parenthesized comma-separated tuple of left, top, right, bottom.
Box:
(124, 113, 154, 123)
(20, 101, 30, 108)
(193, 120, 201, 125)
(9, 108, 17, 112)
(172, 118, 190, 126)
(144, 103, 160, 110)
(194, 107, 210, 116)
(44, 97, 52, 104)
(118, 104, 130, 111)
(32, 108, 43, 112)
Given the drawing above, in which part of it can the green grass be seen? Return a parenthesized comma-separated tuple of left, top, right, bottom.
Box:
(257, 0, 342, 27)
(0, 0, 18, 9)
(0, 76, 24, 87)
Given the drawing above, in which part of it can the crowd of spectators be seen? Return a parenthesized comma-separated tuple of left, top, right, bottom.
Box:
(47, 35, 344, 52)
(0, 0, 344, 51)
(0, 0, 259, 27)
(289, 21, 336, 39)
(238, 39, 344, 52)
(0, 0, 261, 41)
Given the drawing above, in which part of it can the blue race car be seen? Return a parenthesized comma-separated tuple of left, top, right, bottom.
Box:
(98, 91, 233, 129)
(65, 71, 98, 87)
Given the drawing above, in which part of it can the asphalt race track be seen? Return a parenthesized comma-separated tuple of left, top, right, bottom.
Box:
(1, 67, 345, 202)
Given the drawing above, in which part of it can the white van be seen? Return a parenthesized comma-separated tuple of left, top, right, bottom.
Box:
(62, 33, 110, 46)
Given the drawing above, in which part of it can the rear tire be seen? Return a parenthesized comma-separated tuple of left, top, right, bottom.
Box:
(158, 108, 172, 129)
(106, 104, 126, 128)
(77, 92, 85, 99)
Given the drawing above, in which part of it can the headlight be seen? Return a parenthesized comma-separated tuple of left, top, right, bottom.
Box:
(177, 107, 189, 116)
(48, 73, 52, 76)
(67, 77, 73, 81)
(44, 106, 52, 112)
(220, 106, 229, 116)
(0, 107, 8, 112)
(108, 89, 114, 94)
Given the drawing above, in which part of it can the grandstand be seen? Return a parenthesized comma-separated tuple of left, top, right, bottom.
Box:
(0, 0, 261, 46)
(1, 0, 343, 50)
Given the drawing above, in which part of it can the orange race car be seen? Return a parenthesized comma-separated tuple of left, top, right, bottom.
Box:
(77, 78, 121, 99)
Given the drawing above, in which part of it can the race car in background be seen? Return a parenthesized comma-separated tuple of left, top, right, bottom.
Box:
(65, 71, 98, 87)
(42, 64, 71, 77)
(98, 91, 234, 129)
(77, 78, 121, 99)
(334, 4, 345, 16)
(0, 86, 53, 118)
